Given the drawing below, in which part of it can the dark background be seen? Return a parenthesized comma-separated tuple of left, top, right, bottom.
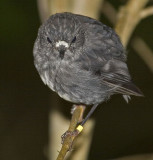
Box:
(0, 0, 153, 160)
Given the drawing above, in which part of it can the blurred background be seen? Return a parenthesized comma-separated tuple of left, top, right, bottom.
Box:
(0, 0, 153, 160)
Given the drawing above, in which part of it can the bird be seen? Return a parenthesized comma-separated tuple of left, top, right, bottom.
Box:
(33, 12, 143, 127)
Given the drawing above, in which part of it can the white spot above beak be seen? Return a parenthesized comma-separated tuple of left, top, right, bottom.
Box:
(56, 41, 69, 48)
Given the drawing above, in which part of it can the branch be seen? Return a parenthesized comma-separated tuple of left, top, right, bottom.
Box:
(49, 0, 71, 15)
(37, 0, 50, 22)
(67, 119, 95, 160)
(56, 105, 85, 160)
(131, 37, 153, 72)
(140, 6, 153, 19)
(101, 1, 117, 25)
(101, 1, 153, 72)
(72, 0, 102, 18)
(115, 0, 149, 47)
(47, 0, 102, 19)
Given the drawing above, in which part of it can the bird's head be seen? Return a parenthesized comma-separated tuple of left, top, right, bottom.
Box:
(35, 13, 85, 60)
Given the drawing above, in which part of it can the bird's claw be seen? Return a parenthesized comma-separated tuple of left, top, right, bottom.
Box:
(61, 130, 79, 151)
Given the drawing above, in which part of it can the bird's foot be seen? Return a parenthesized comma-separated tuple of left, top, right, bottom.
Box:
(61, 129, 80, 151)
(61, 130, 79, 144)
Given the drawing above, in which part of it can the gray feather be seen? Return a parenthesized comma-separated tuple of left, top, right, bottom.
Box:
(33, 12, 143, 106)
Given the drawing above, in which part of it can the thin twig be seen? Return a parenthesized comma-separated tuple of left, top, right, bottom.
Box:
(67, 119, 95, 160)
(131, 37, 153, 72)
(140, 6, 153, 19)
(56, 105, 85, 160)
(101, 1, 153, 72)
(101, 1, 117, 25)
(115, 0, 149, 47)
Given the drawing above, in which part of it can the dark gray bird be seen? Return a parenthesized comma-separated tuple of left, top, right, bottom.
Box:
(33, 12, 143, 126)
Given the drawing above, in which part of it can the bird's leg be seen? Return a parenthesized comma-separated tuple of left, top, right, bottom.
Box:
(80, 104, 98, 126)
(70, 104, 99, 136)
(71, 104, 85, 123)
(66, 104, 98, 144)
(61, 105, 86, 146)
(61, 104, 98, 150)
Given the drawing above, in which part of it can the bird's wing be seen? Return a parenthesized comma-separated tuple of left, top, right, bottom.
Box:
(102, 73, 143, 96)
(75, 14, 143, 97)
(79, 17, 127, 62)
(100, 59, 143, 97)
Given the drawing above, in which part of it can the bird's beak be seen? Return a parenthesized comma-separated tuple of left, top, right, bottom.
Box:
(58, 46, 66, 59)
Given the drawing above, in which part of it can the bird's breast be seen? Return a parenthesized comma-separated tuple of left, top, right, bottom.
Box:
(52, 60, 107, 104)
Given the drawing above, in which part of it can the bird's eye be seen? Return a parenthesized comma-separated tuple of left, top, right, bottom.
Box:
(71, 36, 76, 43)
(47, 37, 52, 43)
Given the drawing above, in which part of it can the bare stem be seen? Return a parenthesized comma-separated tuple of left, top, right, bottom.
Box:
(115, 0, 149, 47)
(102, 1, 153, 72)
(131, 37, 153, 72)
(56, 105, 85, 160)
(140, 6, 153, 19)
